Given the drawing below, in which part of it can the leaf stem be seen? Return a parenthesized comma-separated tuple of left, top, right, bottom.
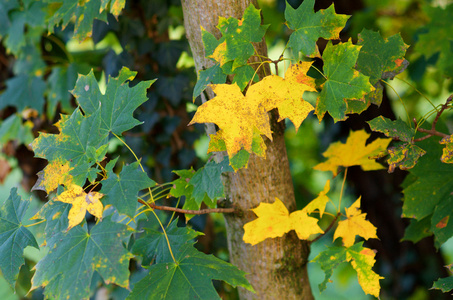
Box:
(138, 199, 236, 215)
(310, 212, 340, 244)
(24, 219, 46, 227)
(310, 64, 327, 80)
(338, 167, 348, 213)
(380, 79, 411, 127)
(395, 76, 437, 111)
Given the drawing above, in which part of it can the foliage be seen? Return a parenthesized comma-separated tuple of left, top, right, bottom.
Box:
(1, 0, 453, 299)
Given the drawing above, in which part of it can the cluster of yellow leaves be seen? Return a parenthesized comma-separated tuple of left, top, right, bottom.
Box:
(55, 184, 104, 230)
(189, 62, 316, 159)
(314, 129, 391, 176)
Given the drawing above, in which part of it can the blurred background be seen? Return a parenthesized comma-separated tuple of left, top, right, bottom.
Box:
(0, 0, 452, 299)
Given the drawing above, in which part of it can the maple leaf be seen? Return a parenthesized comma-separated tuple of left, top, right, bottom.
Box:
(440, 135, 453, 163)
(0, 74, 46, 114)
(314, 129, 391, 176)
(312, 242, 383, 298)
(333, 197, 377, 247)
(247, 61, 316, 131)
(432, 264, 453, 293)
(0, 188, 39, 290)
(387, 143, 426, 173)
(72, 67, 155, 135)
(32, 159, 73, 193)
(128, 243, 254, 299)
(285, 0, 350, 57)
(55, 184, 103, 230)
(31, 218, 134, 300)
(368, 116, 415, 142)
(303, 180, 330, 218)
(315, 40, 374, 122)
(189, 83, 272, 158)
(243, 197, 323, 245)
(100, 161, 156, 218)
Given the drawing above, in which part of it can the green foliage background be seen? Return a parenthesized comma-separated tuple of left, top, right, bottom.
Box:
(1, 0, 453, 299)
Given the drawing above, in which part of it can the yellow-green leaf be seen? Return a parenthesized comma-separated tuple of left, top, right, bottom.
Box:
(314, 129, 391, 176)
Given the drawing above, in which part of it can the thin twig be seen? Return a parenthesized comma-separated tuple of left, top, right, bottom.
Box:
(137, 199, 237, 215)
(414, 95, 452, 142)
(310, 213, 340, 244)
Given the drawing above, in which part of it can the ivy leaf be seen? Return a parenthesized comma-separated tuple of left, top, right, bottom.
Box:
(333, 197, 378, 247)
(189, 159, 233, 204)
(315, 40, 374, 122)
(71, 67, 155, 135)
(312, 242, 383, 298)
(205, 4, 268, 70)
(127, 243, 254, 299)
(368, 116, 414, 142)
(285, 0, 349, 57)
(243, 197, 323, 245)
(31, 218, 134, 300)
(0, 188, 39, 290)
(54, 184, 103, 230)
(100, 162, 156, 218)
(0, 74, 46, 114)
(314, 130, 391, 176)
(47, 0, 124, 41)
(132, 220, 202, 265)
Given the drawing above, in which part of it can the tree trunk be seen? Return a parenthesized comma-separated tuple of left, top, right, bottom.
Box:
(181, 1, 313, 299)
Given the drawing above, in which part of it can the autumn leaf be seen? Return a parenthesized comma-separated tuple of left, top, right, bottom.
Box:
(189, 83, 272, 158)
(314, 129, 391, 176)
(387, 143, 426, 173)
(190, 62, 316, 159)
(285, 0, 350, 57)
(312, 242, 383, 298)
(32, 159, 73, 193)
(440, 135, 453, 163)
(315, 40, 374, 122)
(303, 180, 330, 218)
(243, 197, 323, 245)
(55, 184, 103, 230)
(247, 61, 316, 132)
(333, 197, 377, 247)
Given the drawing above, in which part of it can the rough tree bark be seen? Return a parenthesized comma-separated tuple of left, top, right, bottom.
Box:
(181, 1, 313, 299)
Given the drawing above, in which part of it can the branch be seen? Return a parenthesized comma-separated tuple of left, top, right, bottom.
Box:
(138, 199, 237, 215)
(309, 213, 340, 244)
(413, 95, 452, 142)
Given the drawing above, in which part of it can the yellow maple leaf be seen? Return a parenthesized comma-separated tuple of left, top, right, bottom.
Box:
(248, 62, 316, 131)
(190, 62, 316, 158)
(314, 129, 391, 176)
(243, 197, 323, 245)
(33, 159, 73, 193)
(55, 184, 104, 230)
(347, 247, 384, 298)
(334, 197, 377, 247)
(302, 180, 330, 218)
(189, 83, 272, 158)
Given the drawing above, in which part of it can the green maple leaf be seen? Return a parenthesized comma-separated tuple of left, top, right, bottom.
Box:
(0, 74, 46, 113)
(100, 162, 156, 218)
(401, 216, 432, 243)
(193, 64, 227, 99)
(132, 220, 202, 265)
(0, 0, 20, 37)
(312, 242, 382, 298)
(0, 188, 39, 290)
(402, 137, 453, 247)
(127, 243, 254, 299)
(315, 40, 374, 122)
(47, 0, 124, 41)
(356, 29, 409, 85)
(72, 67, 155, 135)
(189, 159, 233, 205)
(31, 218, 134, 300)
(386, 143, 425, 173)
(32, 108, 107, 173)
(368, 116, 414, 142)
(432, 264, 453, 293)
(285, 0, 349, 57)
(415, 3, 453, 77)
